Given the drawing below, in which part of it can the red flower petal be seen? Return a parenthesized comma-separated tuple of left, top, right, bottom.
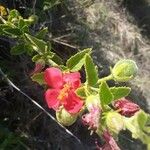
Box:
(63, 72, 81, 89)
(64, 90, 83, 114)
(44, 67, 63, 89)
(45, 89, 60, 110)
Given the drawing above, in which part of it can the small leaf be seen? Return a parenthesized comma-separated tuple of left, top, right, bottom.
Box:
(10, 44, 26, 55)
(51, 54, 63, 65)
(31, 72, 46, 85)
(85, 54, 98, 86)
(99, 81, 113, 105)
(25, 33, 47, 53)
(76, 87, 87, 98)
(110, 87, 131, 101)
(36, 27, 48, 39)
(3, 28, 22, 36)
(66, 48, 92, 72)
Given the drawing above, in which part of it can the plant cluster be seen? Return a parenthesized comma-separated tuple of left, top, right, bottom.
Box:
(0, 7, 150, 150)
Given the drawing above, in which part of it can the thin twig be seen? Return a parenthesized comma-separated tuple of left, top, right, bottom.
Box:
(0, 68, 81, 144)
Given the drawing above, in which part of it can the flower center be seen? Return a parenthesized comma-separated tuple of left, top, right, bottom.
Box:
(57, 84, 71, 101)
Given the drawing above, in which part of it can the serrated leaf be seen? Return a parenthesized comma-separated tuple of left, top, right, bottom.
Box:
(110, 87, 131, 101)
(76, 87, 87, 99)
(25, 33, 47, 53)
(31, 72, 46, 85)
(85, 54, 98, 86)
(66, 48, 92, 72)
(99, 81, 113, 105)
(10, 44, 26, 55)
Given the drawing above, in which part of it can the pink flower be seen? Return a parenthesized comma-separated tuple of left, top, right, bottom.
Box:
(114, 98, 140, 117)
(44, 67, 84, 114)
(82, 106, 101, 130)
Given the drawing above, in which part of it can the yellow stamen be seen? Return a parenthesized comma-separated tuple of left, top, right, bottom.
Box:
(57, 84, 71, 101)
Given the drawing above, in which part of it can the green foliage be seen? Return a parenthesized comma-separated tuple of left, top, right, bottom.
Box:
(10, 43, 28, 55)
(124, 110, 150, 147)
(76, 87, 87, 98)
(36, 27, 48, 39)
(85, 54, 98, 86)
(110, 87, 131, 100)
(31, 72, 46, 85)
(25, 33, 47, 54)
(99, 81, 113, 105)
(43, 0, 61, 10)
(66, 48, 92, 72)
(0, 125, 27, 150)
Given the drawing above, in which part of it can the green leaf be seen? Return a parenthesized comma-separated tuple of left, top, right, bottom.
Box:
(76, 87, 87, 98)
(10, 44, 26, 55)
(137, 110, 148, 129)
(110, 87, 131, 100)
(99, 81, 113, 105)
(31, 72, 46, 85)
(66, 48, 92, 72)
(36, 27, 48, 39)
(85, 54, 98, 86)
(124, 110, 150, 145)
(51, 54, 63, 65)
(3, 28, 22, 36)
(25, 33, 47, 53)
(32, 54, 42, 62)
(8, 9, 21, 22)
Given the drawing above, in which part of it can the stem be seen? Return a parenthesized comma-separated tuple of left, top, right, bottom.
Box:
(97, 74, 113, 84)
(0, 16, 6, 24)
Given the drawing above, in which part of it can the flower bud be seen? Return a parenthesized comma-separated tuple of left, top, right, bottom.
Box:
(56, 108, 77, 126)
(27, 15, 38, 24)
(30, 59, 45, 75)
(106, 112, 124, 134)
(114, 98, 140, 117)
(112, 59, 138, 82)
(85, 95, 100, 111)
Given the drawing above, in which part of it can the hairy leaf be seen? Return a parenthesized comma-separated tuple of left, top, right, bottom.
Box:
(31, 72, 46, 85)
(25, 33, 47, 53)
(85, 54, 98, 86)
(99, 81, 113, 105)
(66, 48, 92, 72)
(110, 87, 131, 100)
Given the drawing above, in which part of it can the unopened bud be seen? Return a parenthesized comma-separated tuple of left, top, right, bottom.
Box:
(114, 98, 140, 117)
(56, 108, 77, 126)
(106, 112, 124, 134)
(86, 95, 100, 111)
(112, 59, 138, 82)
(27, 15, 38, 24)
